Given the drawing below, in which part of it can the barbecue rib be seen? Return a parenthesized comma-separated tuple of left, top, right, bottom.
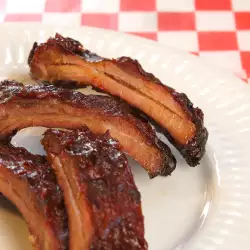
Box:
(42, 127, 148, 250)
(0, 80, 176, 178)
(28, 33, 208, 166)
(0, 144, 68, 250)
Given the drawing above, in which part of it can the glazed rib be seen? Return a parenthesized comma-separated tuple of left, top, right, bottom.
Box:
(42, 127, 148, 250)
(0, 80, 176, 178)
(28, 33, 208, 166)
(0, 144, 68, 250)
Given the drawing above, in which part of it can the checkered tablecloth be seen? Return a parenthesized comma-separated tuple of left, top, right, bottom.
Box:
(1, 0, 250, 83)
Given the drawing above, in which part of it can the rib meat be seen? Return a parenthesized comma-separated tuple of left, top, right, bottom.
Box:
(0, 144, 68, 250)
(0, 80, 176, 178)
(28, 33, 208, 166)
(42, 127, 148, 250)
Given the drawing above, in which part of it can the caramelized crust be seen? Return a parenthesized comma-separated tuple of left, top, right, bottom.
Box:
(28, 33, 208, 166)
(0, 80, 176, 178)
(42, 127, 148, 250)
(0, 144, 68, 250)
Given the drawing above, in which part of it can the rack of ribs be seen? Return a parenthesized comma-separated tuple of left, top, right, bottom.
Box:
(42, 127, 148, 250)
(0, 144, 68, 250)
(28, 33, 208, 166)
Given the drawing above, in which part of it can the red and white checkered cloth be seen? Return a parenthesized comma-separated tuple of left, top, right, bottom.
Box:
(1, 0, 250, 83)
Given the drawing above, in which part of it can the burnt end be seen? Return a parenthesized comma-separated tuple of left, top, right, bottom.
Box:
(150, 140, 176, 178)
(0, 144, 68, 250)
(163, 126, 208, 166)
(49, 33, 104, 62)
(29, 33, 103, 64)
(52, 33, 83, 54)
(28, 42, 38, 65)
(42, 127, 148, 250)
(166, 90, 208, 166)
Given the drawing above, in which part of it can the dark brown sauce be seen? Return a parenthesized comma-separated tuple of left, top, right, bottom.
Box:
(0, 144, 68, 250)
(43, 128, 148, 250)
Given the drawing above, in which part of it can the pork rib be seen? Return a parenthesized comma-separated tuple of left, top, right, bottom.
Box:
(0, 144, 68, 250)
(28, 33, 208, 166)
(42, 127, 148, 250)
(0, 80, 176, 178)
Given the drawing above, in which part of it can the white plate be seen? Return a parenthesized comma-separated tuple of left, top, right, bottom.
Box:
(0, 24, 250, 250)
